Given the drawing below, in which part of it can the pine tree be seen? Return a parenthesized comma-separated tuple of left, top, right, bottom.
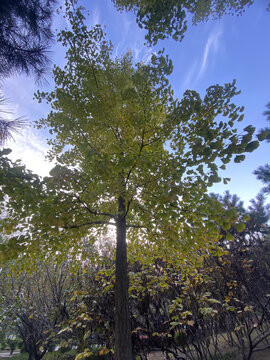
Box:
(0, 0, 56, 79)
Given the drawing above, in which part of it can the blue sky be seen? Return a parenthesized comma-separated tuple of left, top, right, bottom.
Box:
(2, 0, 270, 206)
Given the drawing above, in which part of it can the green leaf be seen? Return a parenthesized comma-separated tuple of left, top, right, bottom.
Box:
(234, 223, 245, 232)
(243, 125, 255, 134)
(225, 233, 234, 241)
(245, 141, 259, 153)
(242, 214, 250, 222)
(257, 129, 270, 141)
(234, 155, 245, 163)
(0, 148, 12, 156)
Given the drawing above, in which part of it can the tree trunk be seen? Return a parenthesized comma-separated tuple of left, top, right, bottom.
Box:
(27, 346, 34, 360)
(114, 195, 133, 360)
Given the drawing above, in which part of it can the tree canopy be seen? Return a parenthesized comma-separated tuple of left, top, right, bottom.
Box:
(113, 0, 254, 44)
(0, 4, 264, 360)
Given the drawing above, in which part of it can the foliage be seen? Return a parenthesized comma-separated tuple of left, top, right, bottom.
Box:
(51, 191, 270, 359)
(254, 101, 270, 194)
(128, 192, 270, 360)
(0, 190, 269, 360)
(0, 0, 56, 79)
(113, 0, 254, 45)
(0, 149, 42, 266)
(2, 6, 258, 261)
(255, 164, 270, 194)
(56, 265, 115, 357)
(0, 94, 26, 146)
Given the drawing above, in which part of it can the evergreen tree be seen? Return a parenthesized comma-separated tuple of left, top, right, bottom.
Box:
(0, 0, 56, 79)
(254, 102, 270, 193)
(0, 95, 26, 146)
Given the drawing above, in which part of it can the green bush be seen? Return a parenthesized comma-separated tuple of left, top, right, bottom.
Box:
(44, 350, 77, 360)
(174, 330, 188, 347)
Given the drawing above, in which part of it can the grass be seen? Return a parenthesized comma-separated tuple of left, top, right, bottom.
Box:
(10, 350, 77, 360)
(10, 349, 109, 360)
(207, 352, 237, 360)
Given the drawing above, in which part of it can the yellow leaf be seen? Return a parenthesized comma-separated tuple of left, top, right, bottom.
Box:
(99, 349, 110, 356)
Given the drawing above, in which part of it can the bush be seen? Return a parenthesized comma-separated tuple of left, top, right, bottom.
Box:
(45, 350, 77, 360)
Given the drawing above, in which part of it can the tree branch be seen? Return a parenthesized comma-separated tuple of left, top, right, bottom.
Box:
(126, 223, 145, 229)
(63, 220, 116, 229)
(125, 128, 145, 186)
(73, 194, 116, 219)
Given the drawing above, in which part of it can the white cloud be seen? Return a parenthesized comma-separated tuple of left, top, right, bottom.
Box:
(177, 24, 223, 94)
(5, 127, 54, 178)
(89, 6, 100, 27)
(198, 25, 223, 79)
(122, 15, 132, 34)
(127, 41, 153, 63)
(182, 59, 198, 89)
(142, 48, 154, 64)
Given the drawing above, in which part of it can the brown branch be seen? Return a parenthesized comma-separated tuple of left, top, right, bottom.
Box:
(63, 220, 116, 229)
(73, 195, 115, 219)
(253, 344, 270, 353)
(109, 124, 123, 145)
(81, 133, 102, 158)
(125, 197, 133, 217)
(91, 63, 99, 89)
(125, 128, 145, 186)
(126, 223, 145, 229)
(252, 329, 270, 349)
(142, 136, 161, 147)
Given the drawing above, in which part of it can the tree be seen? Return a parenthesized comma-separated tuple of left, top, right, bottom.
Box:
(1, 5, 261, 360)
(0, 262, 73, 360)
(254, 102, 270, 193)
(0, 0, 57, 145)
(112, 0, 254, 45)
(0, 94, 26, 146)
(0, 0, 56, 79)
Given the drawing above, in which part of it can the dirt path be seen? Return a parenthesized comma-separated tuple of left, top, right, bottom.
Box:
(0, 352, 20, 358)
(147, 348, 270, 359)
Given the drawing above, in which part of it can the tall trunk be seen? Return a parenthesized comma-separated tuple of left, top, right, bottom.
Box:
(114, 195, 133, 360)
(27, 346, 34, 360)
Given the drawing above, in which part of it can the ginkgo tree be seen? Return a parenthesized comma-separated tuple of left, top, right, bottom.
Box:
(0, 4, 263, 360)
(113, 0, 255, 45)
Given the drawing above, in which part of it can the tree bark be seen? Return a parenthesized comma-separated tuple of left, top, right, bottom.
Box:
(114, 195, 133, 360)
(27, 346, 34, 360)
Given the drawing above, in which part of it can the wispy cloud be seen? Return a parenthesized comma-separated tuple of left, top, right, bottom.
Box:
(132, 42, 152, 62)
(198, 25, 223, 79)
(177, 24, 223, 94)
(91, 7, 100, 27)
(122, 15, 132, 35)
(182, 59, 199, 89)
